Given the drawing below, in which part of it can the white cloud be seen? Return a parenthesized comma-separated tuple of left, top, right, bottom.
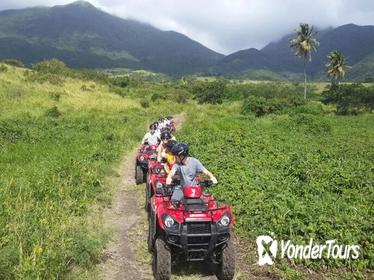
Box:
(1, 0, 374, 54)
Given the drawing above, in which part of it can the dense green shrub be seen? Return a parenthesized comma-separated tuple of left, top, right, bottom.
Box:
(80, 85, 92, 92)
(25, 71, 65, 85)
(286, 101, 326, 115)
(33, 59, 69, 75)
(188, 79, 226, 104)
(110, 86, 127, 97)
(45, 106, 62, 118)
(224, 82, 306, 101)
(0, 64, 8, 73)
(323, 83, 374, 114)
(2, 58, 25, 68)
(30, 59, 109, 85)
(242, 95, 305, 117)
(290, 113, 332, 134)
(174, 91, 188, 103)
(49, 92, 61, 102)
(140, 99, 150, 108)
(151, 93, 167, 102)
(110, 76, 130, 88)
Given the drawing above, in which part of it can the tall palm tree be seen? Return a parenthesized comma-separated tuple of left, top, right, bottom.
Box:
(290, 23, 320, 99)
(326, 50, 350, 85)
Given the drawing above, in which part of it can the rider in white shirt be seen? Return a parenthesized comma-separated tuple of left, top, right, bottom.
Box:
(141, 123, 160, 146)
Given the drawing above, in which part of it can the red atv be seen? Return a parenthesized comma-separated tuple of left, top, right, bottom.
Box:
(145, 160, 167, 212)
(148, 180, 235, 280)
(135, 144, 158, 184)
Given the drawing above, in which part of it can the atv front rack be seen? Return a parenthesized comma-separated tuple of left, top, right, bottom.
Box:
(165, 221, 231, 261)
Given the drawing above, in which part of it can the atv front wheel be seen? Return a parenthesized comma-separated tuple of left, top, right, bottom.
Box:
(135, 164, 143, 185)
(216, 239, 235, 280)
(153, 237, 171, 280)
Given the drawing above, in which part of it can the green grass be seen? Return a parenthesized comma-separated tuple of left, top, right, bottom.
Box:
(176, 103, 373, 278)
(0, 65, 182, 279)
(1, 64, 373, 279)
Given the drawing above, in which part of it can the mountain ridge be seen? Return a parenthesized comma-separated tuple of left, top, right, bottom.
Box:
(214, 23, 374, 80)
(0, 1, 223, 74)
(0, 2, 373, 79)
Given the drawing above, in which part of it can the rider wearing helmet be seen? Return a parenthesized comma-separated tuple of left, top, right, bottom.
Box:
(157, 129, 176, 162)
(141, 123, 160, 146)
(166, 143, 218, 206)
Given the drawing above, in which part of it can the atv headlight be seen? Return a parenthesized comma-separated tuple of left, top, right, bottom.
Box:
(163, 215, 177, 229)
(140, 155, 145, 161)
(164, 216, 174, 227)
(218, 214, 230, 227)
(162, 214, 179, 232)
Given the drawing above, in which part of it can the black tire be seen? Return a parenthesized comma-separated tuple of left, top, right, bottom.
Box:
(135, 164, 143, 185)
(145, 182, 152, 212)
(143, 168, 148, 183)
(153, 237, 171, 280)
(216, 239, 235, 280)
(145, 182, 149, 211)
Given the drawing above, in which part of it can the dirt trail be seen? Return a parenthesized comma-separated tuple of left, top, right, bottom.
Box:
(98, 113, 216, 280)
(98, 112, 273, 280)
(97, 148, 151, 280)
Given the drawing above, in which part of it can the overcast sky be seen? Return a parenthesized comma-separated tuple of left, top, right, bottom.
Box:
(1, 0, 374, 54)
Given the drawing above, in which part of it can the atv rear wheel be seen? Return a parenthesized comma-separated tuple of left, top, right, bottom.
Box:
(216, 239, 235, 280)
(135, 164, 143, 185)
(144, 181, 149, 212)
(145, 182, 151, 212)
(153, 237, 171, 280)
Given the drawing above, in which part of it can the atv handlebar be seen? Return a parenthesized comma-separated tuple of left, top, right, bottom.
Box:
(200, 179, 215, 188)
(165, 180, 216, 189)
(159, 180, 216, 197)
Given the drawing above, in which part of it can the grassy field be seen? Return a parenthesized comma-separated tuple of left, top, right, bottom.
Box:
(0, 63, 373, 279)
(0, 64, 182, 279)
(176, 103, 373, 279)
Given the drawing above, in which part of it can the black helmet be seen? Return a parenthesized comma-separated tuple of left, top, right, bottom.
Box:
(149, 123, 157, 130)
(160, 130, 171, 140)
(171, 143, 189, 156)
(166, 139, 177, 150)
(160, 126, 170, 133)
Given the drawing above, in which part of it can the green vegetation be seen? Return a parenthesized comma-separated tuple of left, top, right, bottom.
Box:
(323, 83, 374, 115)
(0, 63, 181, 279)
(187, 79, 227, 104)
(177, 103, 373, 278)
(1, 58, 25, 68)
(1, 60, 373, 279)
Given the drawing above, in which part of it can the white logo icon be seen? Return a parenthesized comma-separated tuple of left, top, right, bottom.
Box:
(256, 235, 278, 265)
